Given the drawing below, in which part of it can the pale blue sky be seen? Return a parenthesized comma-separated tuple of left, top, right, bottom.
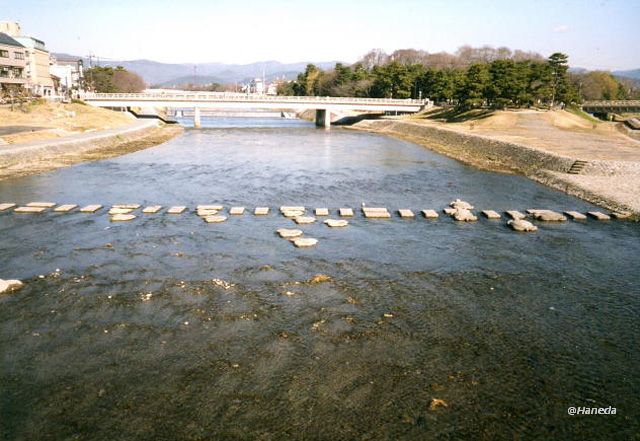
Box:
(3, 0, 639, 69)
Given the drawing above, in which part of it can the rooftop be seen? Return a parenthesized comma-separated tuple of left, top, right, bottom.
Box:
(0, 32, 24, 48)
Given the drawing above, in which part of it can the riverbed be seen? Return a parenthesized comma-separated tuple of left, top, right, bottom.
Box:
(1, 117, 638, 440)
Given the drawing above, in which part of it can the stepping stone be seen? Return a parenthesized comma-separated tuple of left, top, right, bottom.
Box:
(526, 208, 548, 215)
(167, 206, 186, 214)
(283, 209, 305, 218)
(315, 208, 329, 216)
(14, 206, 47, 213)
(324, 219, 348, 227)
(229, 207, 245, 215)
(109, 207, 134, 215)
(482, 210, 501, 219)
(110, 214, 136, 222)
(452, 209, 478, 222)
(80, 204, 102, 213)
(280, 206, 305, 213)
(294, 216, 316, 224)
(339, 208, 354, 217)
(564, 211, 587, 220)
(277, 228, 303, 238)
(254, 207, 270, 215)
(293, 237, 318, 248)
(0, 203, 16, 211)
(363, 208, 391, 218)
(531, 210, 566, 221)
(421, 209, 439, 219)
(587, 211, 611, 220)
(197, 208, 219, 216)
(398, 209, 415, 218)
(197, 204, 223, 211)
(450, 199, 474, 210)
(203, 215, 227, 223)
(26, 202, 56, 208)
(54, 204, 78, 212)
(506, 210, 526, 220)
(142, 205, 162, 214)
(443, 207, 457, 215)
(508, 219, 538, 232)
(112, 204, 141, 209)
(611, 211, 631, 219)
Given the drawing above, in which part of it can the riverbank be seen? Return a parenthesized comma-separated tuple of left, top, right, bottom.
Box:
(349, 111, 640, 216)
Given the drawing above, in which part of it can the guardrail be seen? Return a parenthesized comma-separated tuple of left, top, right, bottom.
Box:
(582, 100, 640, 108)
(83, 92, 426, 106)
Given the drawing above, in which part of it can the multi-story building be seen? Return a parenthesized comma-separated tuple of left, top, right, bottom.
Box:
(50, 56, 84, 97)
(0, 32, 27, 92)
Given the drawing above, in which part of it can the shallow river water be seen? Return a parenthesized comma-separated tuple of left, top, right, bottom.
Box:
(1, 118, 639, 440)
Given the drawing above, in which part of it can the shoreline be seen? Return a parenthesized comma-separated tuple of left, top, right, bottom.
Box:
(348, 118, 640, 217)
(0, 121, 183, 181)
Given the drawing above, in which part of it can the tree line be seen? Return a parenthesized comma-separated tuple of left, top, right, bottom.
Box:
(278, 46, 639, 108)
(84, 66, 146, 93)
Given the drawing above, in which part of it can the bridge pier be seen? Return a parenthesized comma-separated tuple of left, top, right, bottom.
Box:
(194, 107, 201, 128)
(315, 109, 331, 129)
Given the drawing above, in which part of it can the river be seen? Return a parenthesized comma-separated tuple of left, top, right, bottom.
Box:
(1, 117, 638, 440)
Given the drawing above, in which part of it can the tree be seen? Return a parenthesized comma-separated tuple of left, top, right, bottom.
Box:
(459, 63, 490, 108)
(112, 67, 146, 92)
(547, 53, 578, 105)
(85, 66, 145, 93)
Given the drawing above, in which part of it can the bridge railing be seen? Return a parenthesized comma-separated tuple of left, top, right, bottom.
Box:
(582, 100, 640, 108)
(83, 92, 426, 106)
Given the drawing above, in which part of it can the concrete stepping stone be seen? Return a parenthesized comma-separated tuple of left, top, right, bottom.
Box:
(277, 228, 303, 238)
(506, 210, 526, 220)
(452, 209, 478, 222)
(196, 208, 219, 216)
(398, 209, 415, 218)
(508, 219, 538, 232)
(363, 208, 391, 218)
(339, 208, 354, 217)
(14, 206, 47, 213)
(324, 219, 348, 227)
(197, 204, 223, 211)
(294, 216, 316, 224)
(54, 204, 78, 212)
(531, 210, 566, 221)
(315, 208, 329, 216)
(421, 209, 439, 219)
(167, 206, 186, 214)
(564, 211, 587, 220)
(0, 203, 16, 211)
(280, 206, 305, 213)
(283, 210, 305, 218)
(0, 279, 23, 294)
(26, 202, 56, 208)
(611, 211, 631, 219)
(203, 215, 227, 223)
(142, 205, 162, 214)
(482, 210, 501, 219)
(110, 214, 136, 221)
(109, 207, 134, 215)
(450, 199, 474, 210)
(229, 207, 245, 215)
(293, 237, 318, 248)
(588, 211, 611, 220)
(80, 204, 102, 213)
(254, 207, 270, 215)
(443, 207, 457, 215)
(112, 204, 141, 209)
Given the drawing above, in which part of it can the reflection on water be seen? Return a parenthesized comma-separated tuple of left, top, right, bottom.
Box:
(1, 118, 638, 440)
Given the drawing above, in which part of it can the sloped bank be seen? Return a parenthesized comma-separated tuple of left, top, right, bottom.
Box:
(349, 119, 640, 216)
(0, 121, 183, 180)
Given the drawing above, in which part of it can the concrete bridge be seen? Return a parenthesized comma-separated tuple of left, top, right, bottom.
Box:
(582, 100, 640, 114)
(83, 92, 428, 128)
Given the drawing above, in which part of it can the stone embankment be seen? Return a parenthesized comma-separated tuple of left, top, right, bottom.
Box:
(350, 119, 640, 216)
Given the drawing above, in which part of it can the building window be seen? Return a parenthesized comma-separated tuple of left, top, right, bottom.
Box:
(0, 67, 9, 77)
(0, 50, 9, 58)
(14, 52, 24, 60)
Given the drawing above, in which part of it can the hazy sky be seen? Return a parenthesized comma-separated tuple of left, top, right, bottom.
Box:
(3, 0, 639, 70)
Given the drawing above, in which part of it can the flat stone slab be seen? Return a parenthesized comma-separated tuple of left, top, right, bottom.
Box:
(142, 205, 162, 214)
(482, 210, 501, 219)
(443, 207, 457, 215)
(14, 206, 47, 213)
(506, 210, 526, 220)
(167, 206, 186, 214)
(611, 212, 631, 219)
(197, 209, 219, 216)
(109, 207, 134, 215)
(26, 202, 56, 208)
(293, 237, 318, 248)
(564, 211, 587, 220)
(80, 204, 102, 213)
(280, 206, 305, 212)
(277, 228, 303, 238)
(203, 215, 227, 223)
(283, 209, 305, 218)
(0, 203, 16, 211)
(452, 209, 478, 222)
(0, 279, 23, 294)
(197, 204, 224, 210)
(110, 214, 136, 221)
(421, 209, 439, 219)
(339, 208, 354, 217)
(398, 209, 415, 218)
(315, 208, 329, 216)
(588, 211, 611, 220)
(531, 210, 566, 221)
(508, 219, 538, 232)
(294, 216, 316, 224)
(254, 207, 270, 215)
(112, 204, 141, 209)
(54, 204, 78, 212)
(324, 219, 348, 227)
(363, 209, 391, 218)
(229, 207, 245, 215)
(450, 199, 474, 210)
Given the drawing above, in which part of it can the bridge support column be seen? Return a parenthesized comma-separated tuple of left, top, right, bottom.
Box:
(315, 109, 331, 129)
(194, 107, 201, 128)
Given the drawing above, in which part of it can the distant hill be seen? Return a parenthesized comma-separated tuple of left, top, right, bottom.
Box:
(53, 54, 340, 86)
(613, 69, 640, 80)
